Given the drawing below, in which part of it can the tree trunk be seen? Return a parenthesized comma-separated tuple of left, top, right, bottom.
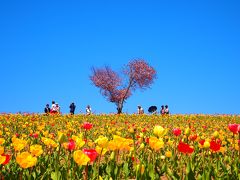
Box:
(117, 102, 123, 114)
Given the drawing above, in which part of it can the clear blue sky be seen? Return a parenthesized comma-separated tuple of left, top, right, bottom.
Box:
(0, 1, 239, 114)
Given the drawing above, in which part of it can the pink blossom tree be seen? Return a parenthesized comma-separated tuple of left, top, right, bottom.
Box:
(90, 59, 157, 114)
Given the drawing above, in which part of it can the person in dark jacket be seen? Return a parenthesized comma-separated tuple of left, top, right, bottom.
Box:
(44, 104, 51, 114)
(69, 102, 76, 115)
(160, 105, 165, 115)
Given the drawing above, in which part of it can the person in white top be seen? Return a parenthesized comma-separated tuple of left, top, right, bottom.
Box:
(51, 101, 57, 113)
(137, 105, 144, 114)
(86, 105, 92, 115)
(164, 105, 169, 114)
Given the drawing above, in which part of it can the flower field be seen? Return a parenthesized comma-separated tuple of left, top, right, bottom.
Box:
(0, 114, 240, 179)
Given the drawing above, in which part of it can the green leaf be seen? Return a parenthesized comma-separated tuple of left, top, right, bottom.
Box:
(123, 162, 129, 177)
(220, 160, 227, 173)
(51, 171, 61, 180)
(114, 165, 118, 177)
(186, 162, 196, 180)
(106, 165, 111, 176)
(149, 164, 155, 179)
(32, 171, 36, 179)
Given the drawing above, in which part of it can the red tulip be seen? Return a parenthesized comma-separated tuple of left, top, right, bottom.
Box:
(145, 137, 149, 144)
(67, 140, 76, 151)
(1, 154, 11, 165)
(210, 140, 221, 152)
(83, 122, 93, 130)
(83, 149, 98, 162)
(177, 142, 194, 154)
(199, 139, 205, 146)
(189, 134, 197, 141)
(228, 124, 239, 134)
(172, 128, 181, 136)
(33, 133, 38, 138)
(142, 128, 147, 133)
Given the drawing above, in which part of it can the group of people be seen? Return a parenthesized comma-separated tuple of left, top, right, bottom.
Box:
(44, 101, 61, 114)
(160, 105, 169, 115)
(137, 105, 170, 115)
(45, 102, 169, 115)
(44, 101, 92, 115)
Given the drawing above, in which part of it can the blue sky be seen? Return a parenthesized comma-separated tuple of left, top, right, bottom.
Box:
(0, 1, 239, 114)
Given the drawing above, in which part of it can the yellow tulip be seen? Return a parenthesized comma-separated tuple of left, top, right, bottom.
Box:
(0, 146, 4, 154)
(153, 126, 165, 137)
(0, 155, 6, 165)
(30, 145, 43, 157)
(95, 146, 107, 155)
(149, 137, 164, 151)
(73, 150, 90, 166)
(16, 152, 37, 168)
(203, 141, 210, 149)
(0, 138, 5, 145)
(165, 151, 172, 158)
(95, 136, 108, 148)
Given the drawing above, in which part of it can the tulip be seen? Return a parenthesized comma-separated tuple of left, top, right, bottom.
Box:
(30, 145, 43, 157)
(33, 133, 38, 139)
(58, 133, 68, 143)
(67, 140, 76, 151)
(189, 134, 198, 141)
(185, 127, 190, 136)
(213, 131, 219, 138)
(1, 154, 11, 165)
(172, 128, 181, 136)
(165, 151, 172, 158)
(203, 141, 210, 149)
(83, 149, 98, 162)
(177, 142, 194, 154)
(83, 122, 93, 130)
(73, 150, 90, 166)
(210, 141, 221, 152)
(139, 143, 145, 149)
(153, 125, 165, 137)
(228, 124, 238, 134)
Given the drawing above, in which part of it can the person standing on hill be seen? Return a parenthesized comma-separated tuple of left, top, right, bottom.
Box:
(86, 105, 92, 115)
(137, 105, 144, 114)
(44, 104, 51, 114)
(50, 101, 57, 114)
(69, 102, 76, 115)
(55, 103, 61, 114)
(160, 105, 165, 115)
(164, 105, 170, 114)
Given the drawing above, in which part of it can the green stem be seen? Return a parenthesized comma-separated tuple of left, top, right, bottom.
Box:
(97, 148, 103, 179)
